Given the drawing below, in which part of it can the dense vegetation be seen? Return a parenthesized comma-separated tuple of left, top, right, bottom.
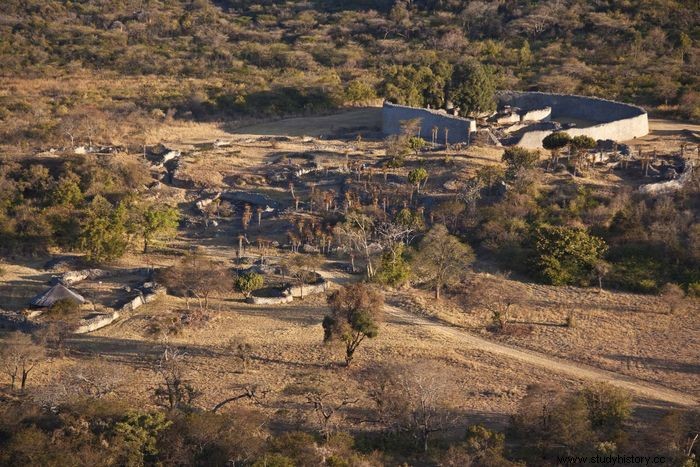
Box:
(0, 0, 698, 148)
(0, 376, 697, 466)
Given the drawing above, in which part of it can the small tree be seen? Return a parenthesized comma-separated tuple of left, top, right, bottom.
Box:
(153, 347, 199, 411)
(535, 225, 607, 286)
(542, 132, 571, 169)
(569, 135, 597, 176)
(407, 167, 428, 193)
(374, 243, 411, 287)
(79, 195, 129, 263)
(502, 146, 540, 179)
(581, 384, 631, 438)
(0, 332, 45, 391)
(413, 225, 475, 299)
(48, 298, 80, 315)
(137, 204, 180, 253)
(323, 283, 384, 366)
(160, 252, 233, 311)
(235, 272, 264, 298)
(285, 254, 322, 299)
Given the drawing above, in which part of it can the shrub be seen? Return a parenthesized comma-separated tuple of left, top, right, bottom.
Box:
(502, 146, 541, 179)
(49, 298, 80, 315)
(374, 245, 411, 287)
(252, 453, 294, 467)
(581, 384, 631, 437)
(688, 282, 700, 297)
(235, 272, 264, 298)
(535, 225, 607, 286)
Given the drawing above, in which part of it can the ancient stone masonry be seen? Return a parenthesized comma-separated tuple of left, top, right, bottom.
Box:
(382, 101, 477, 144)
(497, 91, 649, 148)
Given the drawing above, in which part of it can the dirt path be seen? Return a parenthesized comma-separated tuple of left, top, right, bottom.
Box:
(384, 305, 697, 407)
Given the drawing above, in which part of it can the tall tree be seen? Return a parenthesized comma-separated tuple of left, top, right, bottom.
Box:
(79, 195, 129, 263)
(323, 283, 384, 366)
(449, 61, 496, 117)
(135, 204, 180, 253)
(413, 225, 475, 299)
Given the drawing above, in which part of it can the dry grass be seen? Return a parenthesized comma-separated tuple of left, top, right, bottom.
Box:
(402, 274, 700, 398)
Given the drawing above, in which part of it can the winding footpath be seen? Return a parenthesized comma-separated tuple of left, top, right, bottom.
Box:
(384, 305, 697, 407)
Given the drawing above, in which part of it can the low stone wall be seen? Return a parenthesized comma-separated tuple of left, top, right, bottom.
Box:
(497, 91, 649, 148)
(639, 159, 695, 195)
(74, 311, 120, 334)
(288, 280, 327, 298)
(382, 101, 477, 144)
(247, 277, 328, 304)
(247, 294, 294, 305)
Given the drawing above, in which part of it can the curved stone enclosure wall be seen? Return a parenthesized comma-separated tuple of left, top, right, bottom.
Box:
(382, 101, 477, 144)
(498, 91, 649, 148)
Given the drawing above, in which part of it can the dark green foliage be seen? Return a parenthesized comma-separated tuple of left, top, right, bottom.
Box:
(542, 132, 571, 151)
(48, 298, 79, 315)
(79, 195, 129, 263)
(136, 204, 180, 254)
(535, 225, 608, 285)
(501, 146, 541, 179)
(449, 61, 496, 117)
(235, 272, 265, 297)
(374, 243, 411, 287)
(380, 62, 452, 108)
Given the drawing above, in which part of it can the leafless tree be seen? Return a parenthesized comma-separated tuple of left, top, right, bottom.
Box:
(160, 251, 233, 311)
(364, 364, 455, 452)
(464, 276, 522, 332)
(335, 211, 377, 278)
(413, 225, 475, 299)
(67, 359, 128, 399)
(153, 347, 199, 411)
(305, 390, 359, 441)
(0, 332, 45, 391)
(212, 384, 268, 413)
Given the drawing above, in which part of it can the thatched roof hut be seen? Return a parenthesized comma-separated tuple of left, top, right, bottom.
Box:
(30, 284, 85, 308)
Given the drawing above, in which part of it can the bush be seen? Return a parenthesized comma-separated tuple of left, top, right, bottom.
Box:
(49, 298, 80, 315)
(535, 225, 607, 286)
(502, 146, 541, 179)
(235, 272, 264, 298)
(374, 245, 411, 287)
(687, 281, 700, 297)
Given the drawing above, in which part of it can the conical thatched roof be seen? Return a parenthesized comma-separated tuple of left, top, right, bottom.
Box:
(30, 284, 85, 308)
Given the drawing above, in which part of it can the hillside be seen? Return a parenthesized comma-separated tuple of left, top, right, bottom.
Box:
(0, 0, 698, 150)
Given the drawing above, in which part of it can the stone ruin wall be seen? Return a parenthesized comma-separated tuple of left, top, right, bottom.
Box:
(382, 101, 477, 144)
(498, 91, 649, 148)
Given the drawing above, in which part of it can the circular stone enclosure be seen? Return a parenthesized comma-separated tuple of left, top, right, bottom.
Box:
(497, 91, 649, 148)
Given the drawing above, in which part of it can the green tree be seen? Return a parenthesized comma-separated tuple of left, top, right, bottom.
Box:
(569, 135, 597, 176)
(235, 272, 264, 298)
(581, 384, 631, 438)
(535, 225, 608, 285)
(407, 167, 428, 192)
(79, 195, 129, 263)
(413, 224, 475, 299)
(51, 174, 83, 207)
(137, 204, 180, 253)
(323, 283, 383, 366)
(542, 132, 571, 168)
(114, 412, 172, 464)
(344, 79, 377, 106)
(375, 243, 411, 287)
(449, 61, 496, 117)
(502, 146, 541, 179)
